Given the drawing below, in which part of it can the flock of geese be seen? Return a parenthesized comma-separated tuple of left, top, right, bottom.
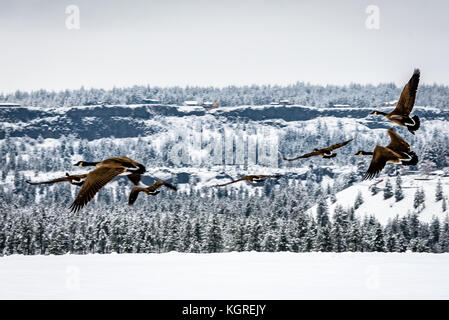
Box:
(26, 69, 422, 213)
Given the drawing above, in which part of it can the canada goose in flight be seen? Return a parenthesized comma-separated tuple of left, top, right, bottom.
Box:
(214, 175, 282, 187)
(355, 128, 418, 180)
(370, 69, 421, 134)
(282, 139, 353, 161)
(70, 157, 146, 212)
(26, 173, 88, 187)
(128, 180, 178, 205)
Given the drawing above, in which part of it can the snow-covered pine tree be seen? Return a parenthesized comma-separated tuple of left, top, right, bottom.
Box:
(383, 179, 393, 200)
(180, 219, 193, 252)
(290, 213, 309, 252)
(413, 187, 426, 211)
(435, 179, 443, 202)
(276, 225, 290, 252)
(316, 197, 329, 227)
(190, 217, 204, 253)
(394, 175, 404, 202)
(332, 205, 350, 251)
(429, 216, 441, 253)
(205, 214, 223, 253)
(233, 221, 247, 252)
(354, 191, 364, 209)
(315, 225, 332, 252)
(245, 219, 262, 252)
(347, 220, 362, 252)
(372, 223, 385, 252)
(408, 238, 429, 252)
(438, 215, 449, 252)
(384, 226, 398, 252)
(261, 231, 277, 252)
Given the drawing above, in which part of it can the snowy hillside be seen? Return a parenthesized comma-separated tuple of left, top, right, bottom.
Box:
(2, 101, 449, 256)
(1, 252, 448, 299)
(309, 174, 449, 224)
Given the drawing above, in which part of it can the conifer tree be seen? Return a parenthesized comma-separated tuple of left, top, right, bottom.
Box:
(180, 219, 193, 252)
(262, 232, 277, 252)
(347, 220, 362, 252)
(414, 187, 425, 210)
(372, 223, 385, 252)
(429, 216, 441, 253)
(190, 218, 204, 253)
(315, 225, 332, 252)
(276, 225, 290, 252)
(316, 198, 329, 228)
(394, 175, 404, 202)
(354, 191, 364, 209)
(205, 214, 223, 253)
(164, 212, 181, 252)
(383, 179, 393, 200)
(435, 179, 443, 202)
(438, 215, 449, 252)
(233, 222, 247, 252)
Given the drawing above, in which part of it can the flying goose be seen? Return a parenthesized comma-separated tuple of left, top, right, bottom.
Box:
(283, 138, 353, 161)
(128, 180, 178, 205)
(26, 173, 88, 187)
(70, 156, 146, 212)
(214, 174, 282, 187)
(370, 69, 421, 134)
(355, 128, 418, 180)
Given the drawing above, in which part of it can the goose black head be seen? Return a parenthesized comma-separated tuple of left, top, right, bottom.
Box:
(355, 151, 372, 156)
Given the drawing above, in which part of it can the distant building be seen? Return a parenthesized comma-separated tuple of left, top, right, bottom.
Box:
(203, 101, 219, 111)
(279, 99, 292, 105)
(384, 100, 398, 106)
(0, 102, 21, 107)
(184, 100, 200, 106)
(142, 98, 161, 104)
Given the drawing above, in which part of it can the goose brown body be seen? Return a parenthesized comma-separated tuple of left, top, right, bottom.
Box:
(70, 156, 146, 212)
(371, 69, 421, 134)
(283, 139, 353, 161)
(214, 175, 282, 187)
(356, 129, 418, 180)
(128, 180, 177, 205)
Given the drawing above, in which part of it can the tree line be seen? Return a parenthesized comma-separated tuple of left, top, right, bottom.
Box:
(2, 81, 448, 109)
(1, 201, 448, 256)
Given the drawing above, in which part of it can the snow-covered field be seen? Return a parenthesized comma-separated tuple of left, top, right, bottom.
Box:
(1, 252, 449, 299)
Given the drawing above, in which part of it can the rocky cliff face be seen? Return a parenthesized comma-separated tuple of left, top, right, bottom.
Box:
(0, 104, 443, 140)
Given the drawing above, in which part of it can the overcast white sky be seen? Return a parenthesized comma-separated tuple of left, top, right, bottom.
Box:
(1, 0, 448, 93)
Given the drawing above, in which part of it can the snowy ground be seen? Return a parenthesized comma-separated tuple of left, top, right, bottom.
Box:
(1, 252, 449, 299)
